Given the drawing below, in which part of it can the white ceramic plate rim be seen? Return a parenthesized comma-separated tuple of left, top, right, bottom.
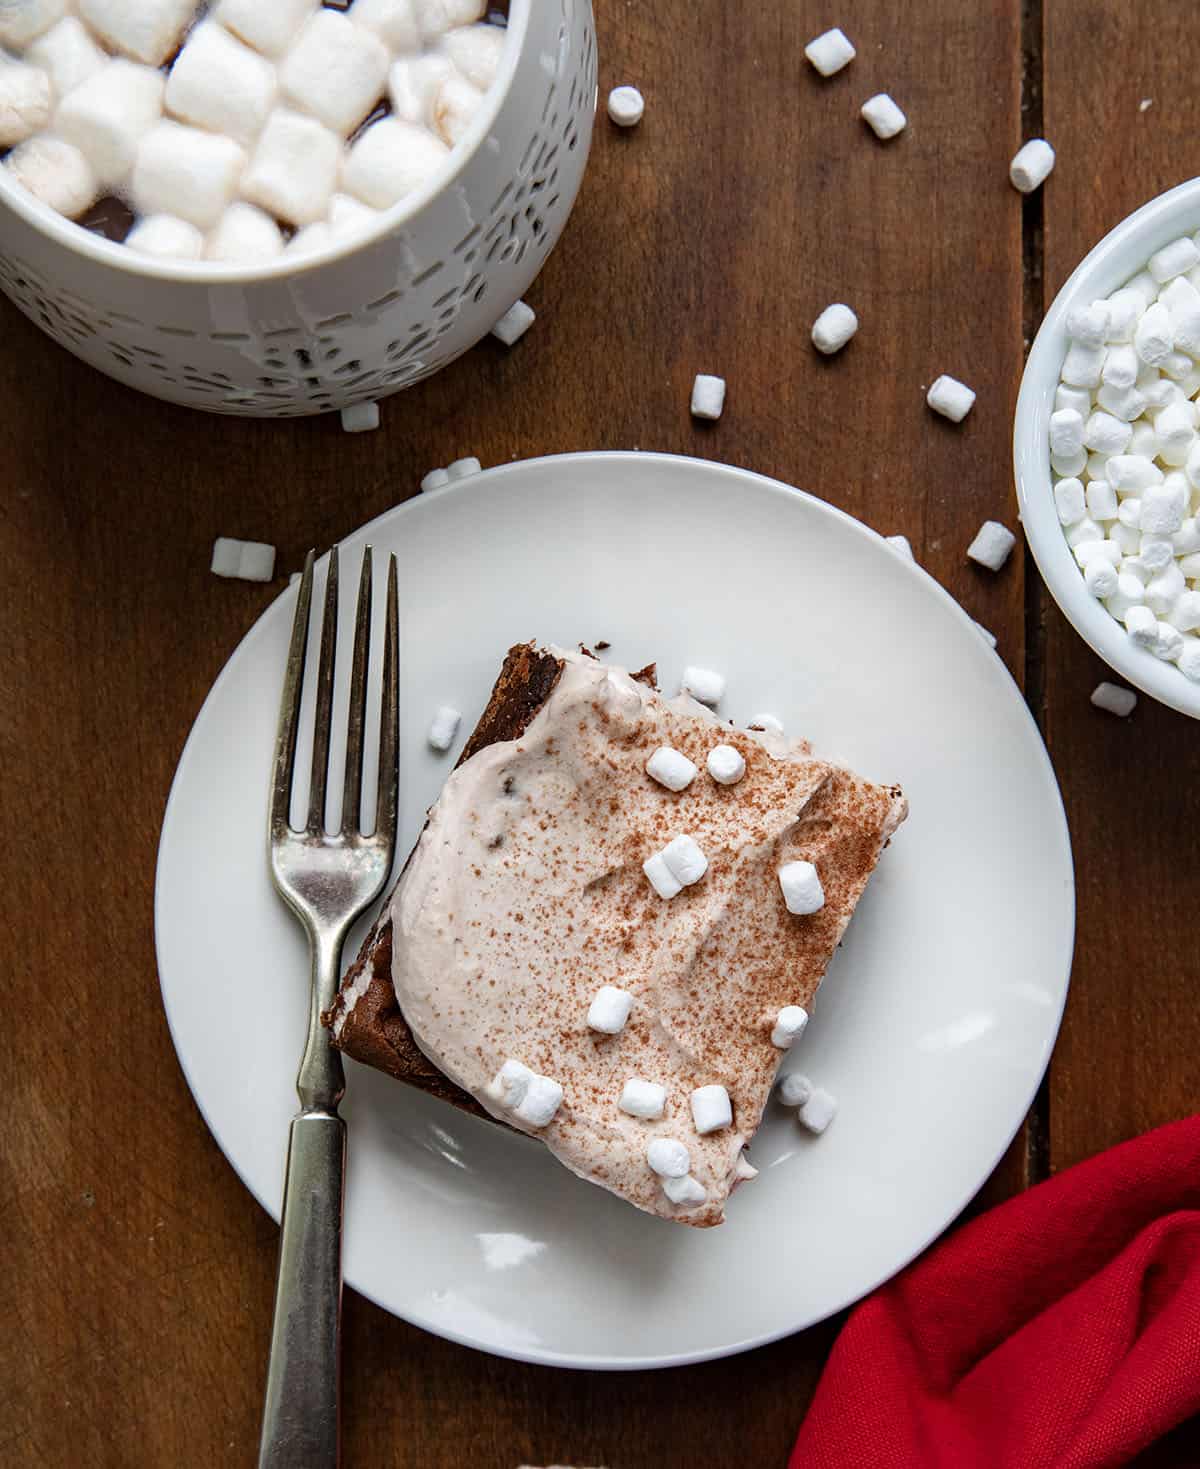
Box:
(156, 451, 1075, 1370)
(1015, 177, 1200, 721)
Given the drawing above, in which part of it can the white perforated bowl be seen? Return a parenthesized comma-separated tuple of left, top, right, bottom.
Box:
(0, 0, 596, 417)
(1015, 178, 1200, 719)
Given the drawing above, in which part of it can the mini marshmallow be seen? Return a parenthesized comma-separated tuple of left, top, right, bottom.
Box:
(340, 400, 380, 434)
(1177, 639, 1200, 681)
(706, 744, 746, 786)
(351, 0, 421, 53)
(606, 84, 643, 128)
(491, 298, 534, 345)
(1141, 378, 1182, 412)
(927, 374, 976, 422)
(1139, 536, 1174, 572)
(1129, 422, 1160, 459)
(446, 456, 481, 479)
(805, 26, 855, 76)
(1054, 479, 1086, 525)
(430, 72, 484, 146)
(211, 536, 276, 581)
(242, 107, 341, 225)
(1140, 479, 1188, 534)
(4, 134, 97, 217)
(680, 665, 724, 705)
(513, 1074, 563, 1128)
(967, 520, 1016, 571)
(79, 0, 195, 66)
(1083, 411, 1132, 456)
(341, 116, 449, 208)
(619, 1078, 666, 1120)
(1050, 447, 1088, 479)
(206, 202, 284, 262)
(1010, 138, 1055, 192)
(1061, 341, 1106, 389)
(812, 303, 858, 354)
(770, 1005, 808, 1049)
(0, 58, 51, 148)
(778, 860, 825, 915)
(1101, 342, 1139, 388)
(1173, 519, 1200, 554)
(690, 374, 726, 420)
(1065, 301, 1110, 348)
(1161, 275, 1200, 355)
(56, 59, 165, 186)
(1122, 556, 1152, 585)
(861, 93, 906, 140)
(1180, 552, 1200, 578)
(690, 1084, 732, 1135)
(1146, 562, 1186, 615)
(798, 1087, 838, 1134)
(427, 704, 462, 751)
(1128, 269, 1161, 307)
(1086, 452, 1111, 482)
(778, 1072, 813, 1107)
(646, 1138, 690, 1179)
(587, 985, 633, 1035)
(646, 746, 698, 792)
(885, 534, 914, 558)
(1090, 682, 1137, 717)
(1125, 604, 1159, 649)
(643, 851, 682, 901)
(1105, 573, 1145, 620)
(328, 191, 378, 238)
(1106, 454, 1163, 492)
(1159, 351, 1196, 382)
(487, 1058, 531, 1110)
(1065, 516, 1102, 549)
(1154, 399, 1197, 467)
(0, 0, 67, 48)
(126, 213, 204, 259)
(1096, 383, 1147, 422)
(215, 0, 319, 58)
(1186, 442, 1200, 491)
(1049, 409, 1084, 459)
(1056, 384, 1093, 417)
(1111, 522, 1141, 555)
(280, 10, 390, 136)
(1085, 480, 1118, 521)
(1168, 590, 1200, 632)
(1105, 289, 1143, 343)
(663, 1173, 707, 1206)
(661, 834, 708, 887)
(1084, 558, 1118, 599)
(1153, 622, 1184, 661)
(420, 466, 450, 492)
(387, 50, 455, 125)
(132, 122, 247, 231)
(1073, 539, 1121, 569)
(1135, 301, 1174, 365)
(165, 21, 277, 147)
(25, 17, 105, 100)
(1149, 235, 1200, 284)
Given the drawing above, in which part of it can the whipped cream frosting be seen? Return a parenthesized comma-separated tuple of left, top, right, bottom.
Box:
(389, 650, 878, 1226)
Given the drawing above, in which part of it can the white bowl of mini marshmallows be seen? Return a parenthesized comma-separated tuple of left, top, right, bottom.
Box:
(1016, 178, 1200, 718)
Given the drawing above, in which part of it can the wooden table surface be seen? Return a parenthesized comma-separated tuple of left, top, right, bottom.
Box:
(5, 2, 1199, 1464)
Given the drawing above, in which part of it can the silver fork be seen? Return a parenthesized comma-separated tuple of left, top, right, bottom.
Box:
(258, 545, 399, 1469)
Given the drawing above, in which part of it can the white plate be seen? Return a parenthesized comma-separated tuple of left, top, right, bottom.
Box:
(155, 452, 1074, 1370)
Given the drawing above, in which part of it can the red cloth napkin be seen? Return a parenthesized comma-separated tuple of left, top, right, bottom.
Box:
(792, 1115, 1200, 1469)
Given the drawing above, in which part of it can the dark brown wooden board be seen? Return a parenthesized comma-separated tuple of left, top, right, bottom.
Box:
(12, 0, 1198, 1463)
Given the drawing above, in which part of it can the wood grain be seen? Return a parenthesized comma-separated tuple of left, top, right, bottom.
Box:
(16, 0, 1183, 1462)
(1041, 0, 1200, 1175)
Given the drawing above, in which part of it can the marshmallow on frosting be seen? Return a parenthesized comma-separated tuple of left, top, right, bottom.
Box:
(587, 984, 633, 1035)
(691, 1083, 732, 1135)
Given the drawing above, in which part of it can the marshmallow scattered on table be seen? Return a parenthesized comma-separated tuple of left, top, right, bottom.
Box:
(663, 1173, 707, 1206)
(0, 0, 69, 49)
(241, 107, 341, 226)
(861, 93, 906, 140)
(927, 374, 976, 423)
(798, 1087, 838, 1134)
(607, 85, 644, 127)
(126, 212, 204, 260)
(619, 1078, 666, 1120)
(132, 122, 247, 231)
(771, 1006, 809, 1049)
(26, 17, 106, 98)
(587, 984, 633, 1036)
(165, 21, 277, 147)
(78, 0, 194, 67)
(812, 303, 858, 355)
(54, 59, 164, 186)
(0, 57, 50, 147)
(967, 520, 1017, 572)
(680, 665, 725, 705)
(706, 744, 746, 786)
(646, 746, 698, 792)
(342, 116, 449, 209)
(206, 202, 284, 263)
(646, 1138, 690, 1179)
(211, 536, 276, 581)
(427, 705, 462, 751)
(1009, 138, 1055, 193)
(777, 1072, 812, 1108)
(804, 27, 855, 77)
(491, 299, 535, 346)
(340, 400, 380, 433)
(280, 10, 390, 136)
(690, 1084, 732, 1135)
(1091, 682, 1137, 717)
(4, 134, 97, 217)
(778, 860, 825, 915)
(691, 374, 726, 421)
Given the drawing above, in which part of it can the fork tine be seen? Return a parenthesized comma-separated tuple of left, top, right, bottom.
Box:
(375, 552, 399, 846)
(340, 546, 373, 834)
(306, 546, 339, 834)
(270, 550, 315, 835)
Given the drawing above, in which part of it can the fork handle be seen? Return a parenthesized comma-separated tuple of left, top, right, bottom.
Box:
(258, 1109, 346, 1469)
